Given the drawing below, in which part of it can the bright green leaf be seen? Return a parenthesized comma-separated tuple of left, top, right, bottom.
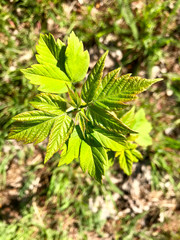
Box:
(45, 114, 74, 163)
(65, 31, 90, 82)
(30, 93, 66, 115)
(93, 72, 162, 110)
(131, 149, 143, 160)
(81, 51, 108, 103)
(79, 139, 108, 183)
(90, 129, 126, 151)
(58, 127, 81, 166)
(9, 111, 56, 144)
(87, 104, 136, 135)
(120, 106, 135, 127)
(21, 64, 71, 93)
(111, 75, 162, 100)
(77, 111, 88, 138)
(95, 68, 121, 99)
(131, 109, 153, 147)
(118, 150, 132, 176)
(12, 110, 55, 122)
(67, 85, 81, 108)
(121, 108, 153, 147)
(117, 142, 143, 175)
(36, 33, 66, 71)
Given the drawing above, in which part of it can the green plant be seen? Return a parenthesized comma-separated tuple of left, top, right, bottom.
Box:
(9, 32, 162, 183)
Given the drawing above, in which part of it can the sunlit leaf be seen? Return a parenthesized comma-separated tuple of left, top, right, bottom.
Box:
(79, 139, 108, 183)
(65, 32, 90, 82)
(45, 114, 74, 163)
(81, 51, 108, 103)
(121, 108, 153, 147)
(116, 143, 142, 176)
(58, 127, 81, 166)
(131, 109, 153, 147)
(87, 104, 136, 135)
(30, 93, 66, 115)
(90, 128, 126, 151)
(21, 64, 71, 93)
(36, 33, 66, 70)
(9, 111, 56, 144)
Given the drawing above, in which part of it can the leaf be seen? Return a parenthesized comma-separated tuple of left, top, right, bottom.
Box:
(94, 98, 127, 111)
(84, 58, 162, 110)
(131, 109, 153, 147)
(116, 143, 143, 175)
(106, 151, 115, 169)
(94, 73, 162, 110)
(95, 68, 121, 98)
(113, 76, 162, 96)
(131, 149, 143, 160)
(94, 128, 127, 144)
(21, 64, 71, 94)
(65, 31, 90, 82)
(79, 139, 108, 183)
(45, 114, 74, 163)
(58, 127, 81, 166)
(81, 51, 108, 103)
(94, 68, 126, 110)
(90, 129, 126, 151)
(77, 111, 88, 138)
(30, 93, 66, 115)
(121, 108, 153, 147)
(118, 150, 133, 176)
(36, 33, 66, 71)
(120, 106, 135, 127)
(12, 110, 55, 122)
(9, 102, 74, 163)
(66, 85, 81, 108)
(9, 111, 56, 144)
(87, 104, 136, 135)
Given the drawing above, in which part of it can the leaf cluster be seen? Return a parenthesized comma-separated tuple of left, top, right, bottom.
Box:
(9, 32, 162, 182)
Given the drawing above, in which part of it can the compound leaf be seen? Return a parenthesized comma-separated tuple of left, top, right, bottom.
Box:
(81, 51, 108, 103)
(30, 93, 66, 115)
(21, 64, 71, 93)
(45, 114, 74, 163)
(10, 32, 161, 181)
(65, 32, 90, 82)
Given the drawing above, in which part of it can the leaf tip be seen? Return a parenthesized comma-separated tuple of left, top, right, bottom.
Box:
(44, 157, 49, 164)
(153, 77, 163, 83)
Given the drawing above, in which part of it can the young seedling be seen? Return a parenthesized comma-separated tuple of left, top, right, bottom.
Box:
(9, 32, 162, 183)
